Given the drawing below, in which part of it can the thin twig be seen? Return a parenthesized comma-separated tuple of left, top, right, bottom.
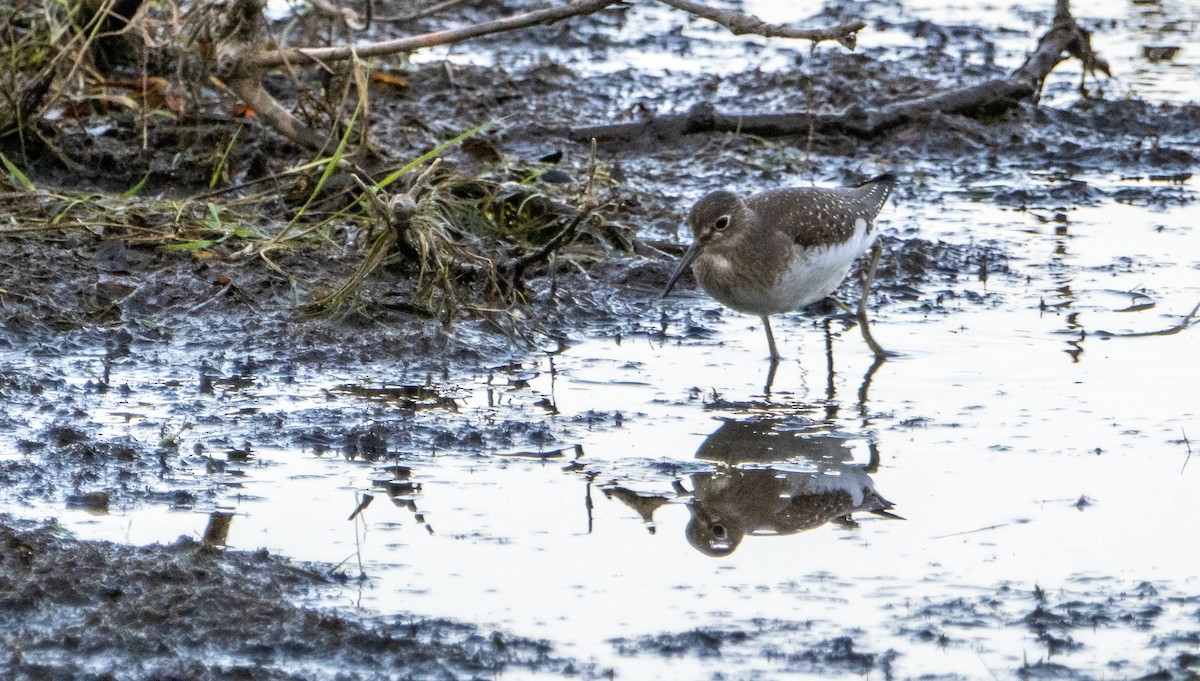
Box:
(1182, 428, 1192, 475)
(309, 0, 366, 30)
(934, 520, 1029, 539)
(408, 157, 443, 194)
(185, 280, 236, 314)
(656, 0, 864, 49)
(503, 209, 589, 286)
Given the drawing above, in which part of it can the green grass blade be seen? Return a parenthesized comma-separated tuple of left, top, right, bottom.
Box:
(232, 224, 267, 239)
(162, 239, 215, 251)
(376, 119, 499, 190)
(52, 198, 86, 225)
(0, 152, 36, 191)
(210, 126, 242, 189)
(122, 172, 151, 198)
(289, 101, 362, 227)
(203, 202, 224, 230)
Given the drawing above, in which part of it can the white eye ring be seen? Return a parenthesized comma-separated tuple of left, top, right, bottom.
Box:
(714, 215, 731, 230)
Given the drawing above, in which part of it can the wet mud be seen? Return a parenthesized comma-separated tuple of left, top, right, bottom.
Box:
(0, 516, 570, 680)
(2, 0, 1199, 678)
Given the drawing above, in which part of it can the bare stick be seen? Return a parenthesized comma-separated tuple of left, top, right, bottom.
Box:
(656, 0, 864, 49)
(237, 0, 619, 71)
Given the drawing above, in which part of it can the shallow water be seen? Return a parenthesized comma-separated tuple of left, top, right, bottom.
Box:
(5, 180, 1198, 677)
(4, 1, 1200, 678)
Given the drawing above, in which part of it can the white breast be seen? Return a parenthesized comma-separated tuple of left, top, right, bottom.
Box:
(720, 217, 874, 315)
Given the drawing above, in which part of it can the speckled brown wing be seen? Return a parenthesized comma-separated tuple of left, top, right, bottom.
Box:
(745, 174, 896, 249)
(773, 491, 858, 532)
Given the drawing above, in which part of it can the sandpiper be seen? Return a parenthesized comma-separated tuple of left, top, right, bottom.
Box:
(662, 173, 897, 361)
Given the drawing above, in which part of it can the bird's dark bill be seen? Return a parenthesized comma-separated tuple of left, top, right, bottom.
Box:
(662, 242, 702, 298)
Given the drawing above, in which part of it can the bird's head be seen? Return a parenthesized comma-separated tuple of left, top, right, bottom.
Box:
(684, 502, 745, 557)
(662, 191, 753, 298)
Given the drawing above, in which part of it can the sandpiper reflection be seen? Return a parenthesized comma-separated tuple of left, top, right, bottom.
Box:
(607, 417, 900, 556)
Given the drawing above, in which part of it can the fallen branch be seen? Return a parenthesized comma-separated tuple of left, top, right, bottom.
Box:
(657, 0, 864, 49)
(572, 0, 1109, 144)
(232, 0, 620, 72)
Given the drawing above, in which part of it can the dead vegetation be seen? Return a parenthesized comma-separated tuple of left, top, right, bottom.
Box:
(2, 1, 632, 330)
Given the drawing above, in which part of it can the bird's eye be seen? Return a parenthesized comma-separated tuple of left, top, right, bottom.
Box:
(714, 215, 730, 231)
(711, 524, 727, 539)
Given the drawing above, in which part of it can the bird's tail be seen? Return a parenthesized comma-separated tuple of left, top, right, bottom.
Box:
(854, 172, 897, 215)
(858, 172, 897, 188)
(864, 490, 904, 520)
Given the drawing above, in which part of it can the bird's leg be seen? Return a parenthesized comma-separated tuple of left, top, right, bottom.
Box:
(865, 440, 881, 474)
(763, 359, 778, 396)
(761, 315, 781, 361)
(829, 296, 854, 316)
(857, 353, 886, 415)
(857, 241, 887, 358)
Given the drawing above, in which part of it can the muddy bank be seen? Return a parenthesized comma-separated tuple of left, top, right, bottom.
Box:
(9, 513, 1195, 681)
(0, 515, 581, 680)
